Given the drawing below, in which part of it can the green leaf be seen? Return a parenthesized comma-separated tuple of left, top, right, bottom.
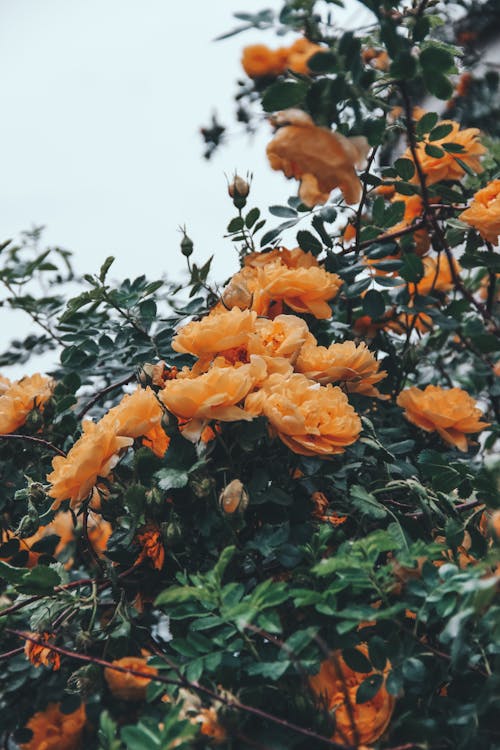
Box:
(99, 256, 115, 282)
(423, 70, 453, 100)
(383, 201, 405, 227)
(307, 51, 338, 73)
(425, 143, 445, 159)
(400, 253, 424, 283)
(342, 647, 372, 673)
(245, 208, 260, 229)
(227, 217, 244, 233)
(262, 81, 308, 112)
(296, 230, 322, 256)
(213, 546, 236, 585)
(362, 289, 385, 320)
(394, 158, 415, 181)
(350, 485, 387, 520)
(402, 657, 426, 682)
(246, 661, 290, 679)
(356, 673, 383, 703)
(269, 205, 297, 219)
(17, 565, 61, 595)
(428, 123, 454, 141)
(420, 44, 455, 74)
(416, 112, 438, 136)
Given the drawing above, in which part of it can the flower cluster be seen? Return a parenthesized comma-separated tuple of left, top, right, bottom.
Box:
(241, 38, 322, 79)
(0, 373, 53, 434)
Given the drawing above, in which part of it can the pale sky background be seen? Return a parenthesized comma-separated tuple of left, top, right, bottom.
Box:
(0, 0, 371, 375)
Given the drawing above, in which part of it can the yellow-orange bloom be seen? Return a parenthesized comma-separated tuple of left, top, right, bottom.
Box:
(104, 656, 158, 701)
(245, 372, 361, 456)
(402, 119, 485, 185)
(259, 260, 343, 319)
(47, 421, 133, 510)
(172, 308, 257, 357)
(241, 44, 288, 79)
(135, 524, 165, 570)
(397, 384, 489, 451)
(410, 254, 459, 296)
(241, 38, 322, 79)
(459, 179, 500, 245)
(20, 702, 86, 750)
(296, 338, 387, 397)
(267, 109, 370, 206)
(248, 314, 309, 366)
(24, 632, 60, 671)
(159, 356, 267, 423)
(101, 386, 169, 457)
(0, 373, 54, 434)
(309, 645, 395, 746)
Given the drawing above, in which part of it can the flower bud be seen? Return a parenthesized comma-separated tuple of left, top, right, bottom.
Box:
(15, 500, 39, 539)
(219, 479, 249, 516)
(221, 278, 253, 310)
(66, 665, 99, 697)
(180, 231, 194, 257)
(166, 519, 183, 548)
(228, 174, 250, 208)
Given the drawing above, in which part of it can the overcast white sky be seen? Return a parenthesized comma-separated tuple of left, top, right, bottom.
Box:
(1, 0, 369, 375)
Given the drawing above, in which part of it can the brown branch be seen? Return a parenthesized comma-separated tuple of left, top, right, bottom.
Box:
(355, 146, 378, 257)
(0, 646, 24, 661)
(6, 629, 353, 750)
(77, 372, 136, 420)
(0, 433, 66, 457)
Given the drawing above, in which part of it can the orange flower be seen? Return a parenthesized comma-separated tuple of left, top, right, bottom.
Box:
(296, 338, 387, 398)
(409, 254, 459, 296)
(386, 309, 434, 335)
(309, 645, 395, 746)
(20, 702, 86, 750)
(259, 261, 343, 319)
(101, 386, 169, 457)
(159, 356, 267, 423)
(104, 656, 158, 701)
(459, 179, 500, 245)
(172, 308, 257, 358)
(197, 707, 227, 742)
(267, 109, 370, 206)
(397, 384, 490, 451)
(0, 373, 54, 434)
(353, 315, 387, 339)
(24, 632, 60, 671)
(455, 72, 473, 98)
(245, 372, 361, 456)
(311, 492, 347, 525)
(286, 37, 323, 75)
(135, 524, 165, 570)
(389, 194, 430, 255)
(248, 314, 309, 365)
(361, 46, 390, 71)
(47, 421, 133, 510)
(241, 44, 288, 79)
(402, 119, 485, 185)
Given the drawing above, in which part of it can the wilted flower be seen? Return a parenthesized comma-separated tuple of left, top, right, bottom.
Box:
(246, 372, 361, 456)
(104, 656, 158, 701)
(459, 179, 500, 245)
(0, 373, 54, 435)
(267, 109, 370, 206)
(24, 632, 60, 671)
(219, 479, 249, 515)
(397, 384, 489, 451)
(309, 645, 395, 745)
(296, 338, 387, 398)
(135, 524, 165, 570)
(20, 702, 86, 750)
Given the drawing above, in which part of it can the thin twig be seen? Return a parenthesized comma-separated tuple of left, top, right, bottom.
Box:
(0, 433, 66, 457)
(77, 372, 136, 420)
(355, 146, 378, 257)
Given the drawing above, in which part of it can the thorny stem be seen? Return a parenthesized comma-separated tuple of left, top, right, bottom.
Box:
(77, 372, 136, 420)
(7, 630, 354, 750)
(0, 433, 66, 457)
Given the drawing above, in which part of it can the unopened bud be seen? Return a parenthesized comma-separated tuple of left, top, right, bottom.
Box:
(222, 278, 253, 310)
(166, 519, 183, 548)
(228, 175, 250, 208)
(180, 231, 194, 257)
(219, 479, 249, 516)
(75, 630, 93, 652)
(66, 664, 99, 697)
(189, 472, 215, 499)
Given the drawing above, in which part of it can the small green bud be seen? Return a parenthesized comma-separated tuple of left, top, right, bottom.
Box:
(180, 231, 194, 257)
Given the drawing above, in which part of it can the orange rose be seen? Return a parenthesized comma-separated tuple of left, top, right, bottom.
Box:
(24, 632, 60, 670)
(409, 254, 459, 296)
(248, 314, 309, 366)
(286, 37, 323, 75)
(402, 119, 485, 185)
(104, 656, 158, 701)
(159, 356, 267, 423)
(267, 109, 370, 206)
(47, 421, 133, 510)
(172, 308, 257, 358)
(241, 44, 288, 79)
(296, 338, 387, 397)
(101, 386, 169, 457)
(0, 373, 54, 434)
(309, 645, 395, 745)
(361, 46, 390, 71)
(258, 260, 343, 319)
(245, 372, 361, 456)
(397, 384, 489, 451)
(20, 702, 86, 750)
(459, 179, 500, 245)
